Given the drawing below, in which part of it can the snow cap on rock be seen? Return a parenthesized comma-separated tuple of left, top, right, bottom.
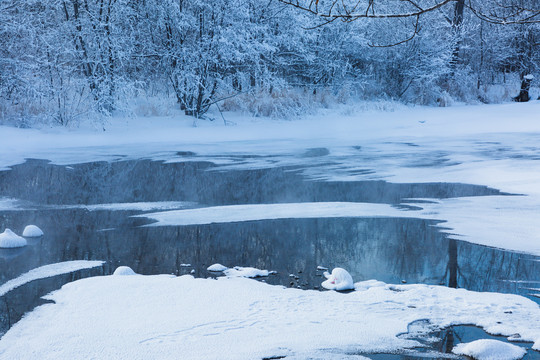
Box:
(207, 263, 228, 272)
(0, 229, 27, 248)
(113, 266, 137, 276)
(22, 225, 44, 237)
(452, 339, 527, 360)
(322, 267, 354, 291)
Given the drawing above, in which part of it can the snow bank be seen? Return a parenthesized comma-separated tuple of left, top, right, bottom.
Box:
(112, 266, 137, 276)
(137, 198, 540, 256)
(22, 225, 44, 237)
(1, 275, 539, 360)
(403, 195, 540, 256)
(321, 268, 354, 291)
(223, 266, 273, 278)
(0, 229, 27, 248)
(354, 279, 387, 292)
(452, 339, 527, 360)
(136, 202, 413, 226)
(0, 260, 105, 297)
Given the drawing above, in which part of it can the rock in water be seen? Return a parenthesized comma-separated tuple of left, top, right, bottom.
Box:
(0, 229, 27, 248)
(113, 266, 137, 276)
(22, 225, 44, 237)
(322, 268, 354, 291)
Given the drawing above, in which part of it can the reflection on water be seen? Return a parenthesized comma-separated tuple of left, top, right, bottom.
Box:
(0, 159, 538, 338)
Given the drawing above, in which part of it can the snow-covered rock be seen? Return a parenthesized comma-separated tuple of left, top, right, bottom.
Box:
(0, 229, 27, 248)
(22, 225, 44, 237)
(223, 266, 272, 278)
(452, 339, 527, 360)
(322, 268, 354, 291)
(113, 266, 137, 276)
(207, 263, 228, 272)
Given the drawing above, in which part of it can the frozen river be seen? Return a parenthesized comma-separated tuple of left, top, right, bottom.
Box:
(1, 157, 539, 359)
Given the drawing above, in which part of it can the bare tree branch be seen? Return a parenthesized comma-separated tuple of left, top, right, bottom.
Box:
(278, 0, 540, 24)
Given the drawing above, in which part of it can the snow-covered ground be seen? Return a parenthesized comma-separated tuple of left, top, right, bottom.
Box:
(1, 102, 540, 358)
(0, 274, 538, 359)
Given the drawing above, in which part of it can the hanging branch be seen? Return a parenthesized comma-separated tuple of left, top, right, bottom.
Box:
(277, 0, 456, 21)
(278, 0, 540, 24)
(368, 15, 421, 47)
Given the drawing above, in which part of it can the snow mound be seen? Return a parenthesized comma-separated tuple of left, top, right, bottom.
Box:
(22, 225, 44, 237)
(113, 266, 137, 276)
(0, 228, 27, 248)
(322, 268, 354, 291)
(452, 339, 527, 360)
(223, 266, 272, 278)
(355, 279, 387, 291)
(207, 263, 228, 272)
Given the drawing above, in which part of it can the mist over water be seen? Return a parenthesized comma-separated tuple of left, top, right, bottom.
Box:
(0, 159, 539, 338)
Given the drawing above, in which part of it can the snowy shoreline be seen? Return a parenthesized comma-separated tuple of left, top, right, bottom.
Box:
(0, 274, 538, 359)
(2, 102, 540, 257)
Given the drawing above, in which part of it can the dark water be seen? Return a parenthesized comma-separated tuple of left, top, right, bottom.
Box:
(366, 322, 540, 359)
(0, 159, 539, 357)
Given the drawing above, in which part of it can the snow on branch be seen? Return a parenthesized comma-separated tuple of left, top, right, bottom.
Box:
(278, 0, 540, 24)
(277, 0, 456, 21)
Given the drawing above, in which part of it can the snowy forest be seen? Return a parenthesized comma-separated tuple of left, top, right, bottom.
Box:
(1, 0, 539, 126)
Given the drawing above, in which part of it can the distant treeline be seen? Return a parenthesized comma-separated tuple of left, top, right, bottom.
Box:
(0, 0, 538, 125)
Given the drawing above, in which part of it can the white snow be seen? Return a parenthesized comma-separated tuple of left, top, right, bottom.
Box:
(0, 229, 27, 248)
(22, 225, 44, 237)
(354, 279, 387, 291)
(0, 260, 105, 297)
(322, 268, 354, 291)
(452, 339, 527, 360)
(0, 275, 539, 359)
(206, 264, 273, 277)
(223, 266, 272, 278)
(112, 266, 137, 276)
(136, 202, 414, 226)
(403, 195, 540, 255)
(207, 263, 228, 272)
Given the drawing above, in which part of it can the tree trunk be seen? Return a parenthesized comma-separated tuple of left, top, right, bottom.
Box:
(450, 0, 465, 70)
(514, 75, 533, 102)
